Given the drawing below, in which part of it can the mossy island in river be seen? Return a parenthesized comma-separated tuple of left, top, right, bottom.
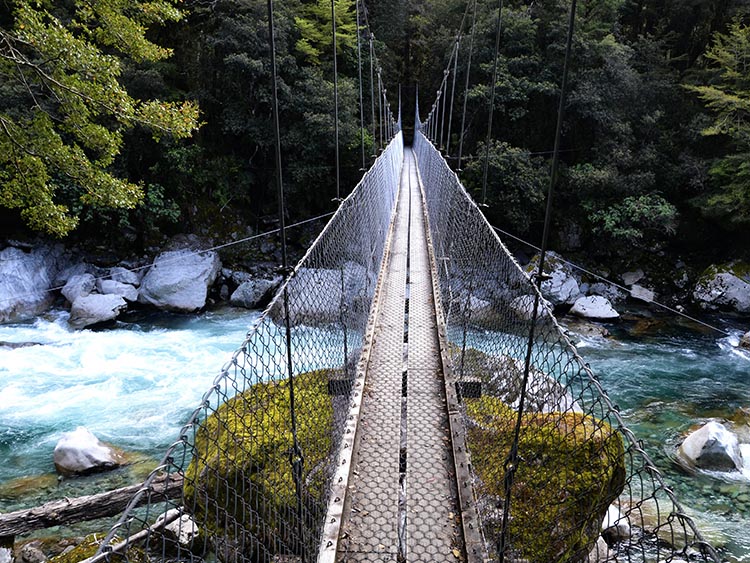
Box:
(183, 369, 337, 561)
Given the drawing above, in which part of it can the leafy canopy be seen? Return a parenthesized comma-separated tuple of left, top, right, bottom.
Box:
(0, 0, 200, 236)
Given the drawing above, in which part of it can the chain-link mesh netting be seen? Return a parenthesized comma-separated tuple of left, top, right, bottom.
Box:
(412, 130, 722, 563)
(91, 133, 403, 563)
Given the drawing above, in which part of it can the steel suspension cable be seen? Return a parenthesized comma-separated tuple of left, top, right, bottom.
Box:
(498, 1, 577, 560)
(377, 68, 384, 150)
(369, 34, 377, 155)
(446, 35, 461, 156)
(480, 0, 504, 206)
(458, 0, 478, 170)
(331, 0, 341, 200)
(440, 67, 449, 149)
(355, 0, 366, 170)
(266, 0, 305, 556)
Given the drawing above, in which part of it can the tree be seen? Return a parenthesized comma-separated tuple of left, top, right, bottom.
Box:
(295, 0, 357, 65)
(688, 18, 750, 224)
(0, 0, 199, 236)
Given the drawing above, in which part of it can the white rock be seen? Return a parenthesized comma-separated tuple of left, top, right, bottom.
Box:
(98, 279, 138, 302)
(526, 251, 581, 306)
(0, 547, 11, 563)
(585, 536, 613, 563)
(630, 284, 655, 303)
(693, 263, 750, 313)
(69, 294, 128, 329)
(53, 427, 122, 476)
(570, 296, 619, 320)
(19, 544, 46, 563)
(110, 266, 142, 287)
(157, 509, 200, 549)
(740, 331, 750, 350)
(678, 421, 743, 472)
(510, 294, 552, 320)
(602, 504, 630, 541)
(622, 269, 644, 286)
(589, 282, 627, 304)
(0, 245, 66, 322)
(138, 250, 221, 313)
(230, 277, 281, 309)
(61, 273, 97, 303)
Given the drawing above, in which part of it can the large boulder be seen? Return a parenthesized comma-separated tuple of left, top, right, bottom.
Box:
(509, 294, 553, 321)
(61, 273, 96, 303)
(97, 279, 138, 302)
(109, 266, 142, 287)
(184, 371, 334, 560)
(53, 427, 125, 476)
(69, 294, 128, 329)
(138, 250, 221, 313)
(465, 397, 626, 563)
(693, 263, 750, 313)
(678, 421, 743, 472)
(525, 251, 581, 306)
(230, 276, 282, 309)
(570, 296, 619, 320)
(0, 245, 66, 323)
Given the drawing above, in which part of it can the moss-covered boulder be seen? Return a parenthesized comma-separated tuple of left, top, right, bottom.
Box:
(183, 370, 335, 560)
(693, 262, 750, 313)
(47, 534, 146, 563)
(465, 397, 626, 563)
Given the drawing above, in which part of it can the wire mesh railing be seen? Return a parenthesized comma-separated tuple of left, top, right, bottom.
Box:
(90, 132, 403, 563)
(412, 129, 722, 563)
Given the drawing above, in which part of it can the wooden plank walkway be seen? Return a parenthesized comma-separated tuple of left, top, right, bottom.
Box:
(336, 149, 463, 562)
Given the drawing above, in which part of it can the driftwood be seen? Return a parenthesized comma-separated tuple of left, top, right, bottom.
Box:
(0, 472, 183, 537)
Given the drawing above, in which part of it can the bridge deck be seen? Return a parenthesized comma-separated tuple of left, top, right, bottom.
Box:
(337, 149, 462, 562)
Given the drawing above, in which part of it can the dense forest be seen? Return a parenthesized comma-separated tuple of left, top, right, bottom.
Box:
(1, 0, 749, 278)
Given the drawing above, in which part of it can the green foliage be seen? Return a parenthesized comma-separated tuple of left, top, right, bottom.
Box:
(0, 0, 199, 236)
(688, 19, 750, 224)
(588, 193, 677, 244)
(466, 396, 626, 563)
(183, 370, 335, 557)
(295, 0, 357, 64)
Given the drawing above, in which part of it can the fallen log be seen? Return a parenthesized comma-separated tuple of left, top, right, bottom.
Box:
(0, 472, 183, 537)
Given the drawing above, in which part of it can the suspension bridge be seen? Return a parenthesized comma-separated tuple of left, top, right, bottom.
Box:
(3, 1, 729, 562)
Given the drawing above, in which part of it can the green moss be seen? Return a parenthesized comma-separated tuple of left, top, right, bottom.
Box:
(465, 397, 626, 563)
(183, 370, 335, 557)
(698, 261, 750, 285)
(47, 534, 146, 563)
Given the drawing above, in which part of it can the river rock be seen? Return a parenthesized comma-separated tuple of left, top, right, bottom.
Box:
(510, 294, 552, 320)
(156, 509, 200, 550)
(97, 279, 138, 302)
(693, 263, 750, 313)
(678, 421, 743, 472)
(0, 546, 11, 563)
(69, 294, 128, 329)
(589, 282, 627, 304)
(602, 504, 630, 542)
(739, 331, 750, 350)
(570, 296, 619, 320)
(61, 273, 96, 303)
(138, 250, 221, 313)
(19, 543, 46, 563)
(230, 276, 281, 309)
(0, 245, 66, 323)
(622, 269, 645, 286)
(109, 266, 142, 287)
(630, 284, 655, 303)
(53, 427, 124, 476)
(526, 251, 581, 306)
(585, 536, 612, 563)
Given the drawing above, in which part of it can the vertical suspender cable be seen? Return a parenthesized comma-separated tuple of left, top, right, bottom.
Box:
(480, 0, 504, 206)
(369, 34, 377, 155)
(497, 2, 577, 561)
(355, 0, 366, 170)
(440, 68, 449, 149)
(458, 0, 477, 170)
(377, 70, 384, 149)
(331, 0, 341, 200)
(267, 0, 304, 557)
(446, 35, 461, 156)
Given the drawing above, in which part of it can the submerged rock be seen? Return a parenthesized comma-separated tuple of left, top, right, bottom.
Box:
(53, 427, 125, 476)
(678, 421, 743, 472)
(138, 250, 221, 313)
